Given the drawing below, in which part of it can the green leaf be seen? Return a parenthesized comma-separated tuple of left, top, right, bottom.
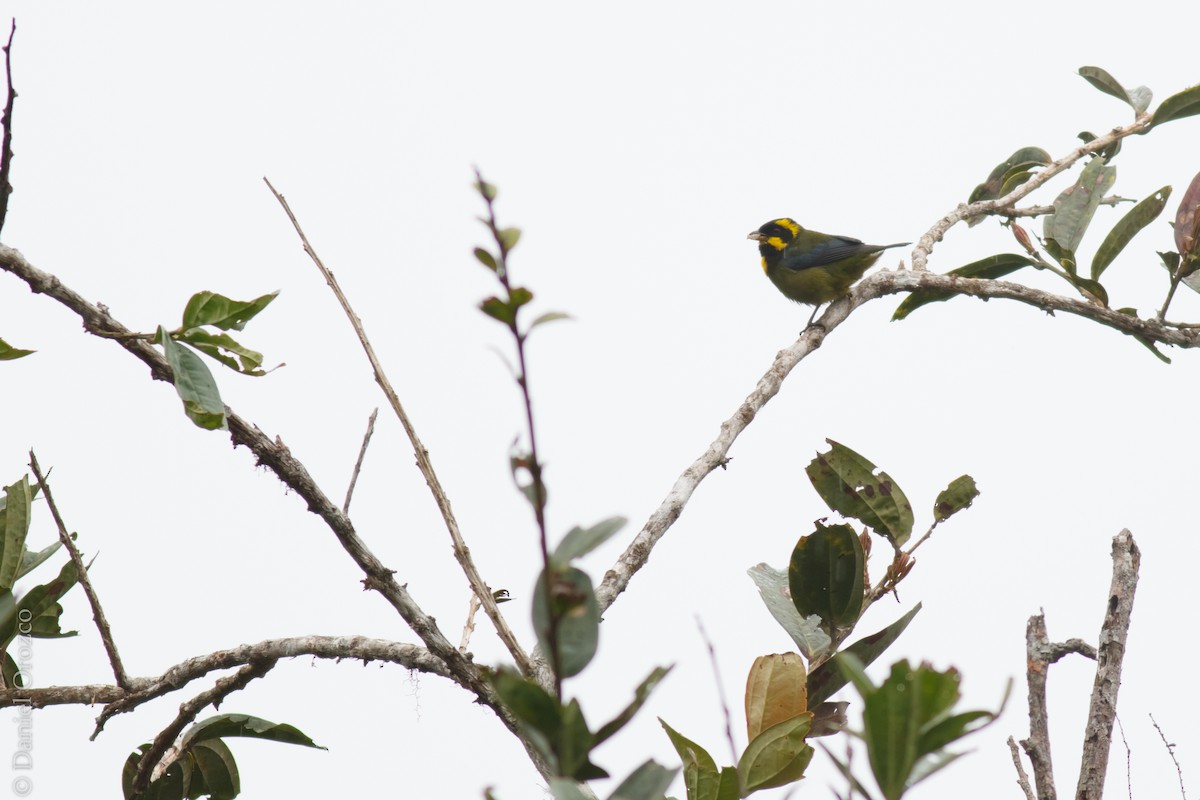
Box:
(737, 715, 815, 794)
(1150, 83, 1200, 129)
(474, 180, 498, 201)
(532, 566, 601, 678)
(746, 564, 830, 660)
(805, 440, 914, 546)
(529, 311, 572, 331)
(190, 739, 240, 800)
(1078, 66, 1151, 114)
(1174, 170, 1200, 261)
(659, 719, 731, 800)
(549, 779, 593, 800)
(0, 560, 79, 652)
(1069, 275, 1109, 306)
(480, 296, 516, 326)
(608, 760, 678, 800)
(1044, 156, 1117, 258)
(932, 476, 979, 523)
(2, 651, 18, 689)
(499, 227, 522, 252)
(842, 658, 1004, 800)
(474, 247, 499, 271)
(659, 718, 717, 773)
(17, 536, 67, 582)
(491, 669, 561, 765)
(178, 329, 268, 376)
(0, 338, 35, 361)
(181, 291, 278, 332)
(510, 287, 534, 308)
(0, 478, 32, 592)
(593, 666, 672, 746)
(559, 698, 607, 780)
(745, 653, 808, 740)
(181, 714, 326, 750)
(158, 327, 227, 430)
(968, 147, 1051, 203)
(553, 516, 628, 564)
(788, 522, 865, 633)
(807, 604, 922, 706)
(892, 253, 1036, 320)
(1091, 186, 1172, 279)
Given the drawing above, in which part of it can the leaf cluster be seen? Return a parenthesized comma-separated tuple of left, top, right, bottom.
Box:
(0, 475, 79, 687)
(123, 714, 325, 800)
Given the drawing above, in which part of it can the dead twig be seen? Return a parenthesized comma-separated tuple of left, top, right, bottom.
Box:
(264, 178, 534, 678)
(343, 407, 378, 514)
(28, 451, 130, 689)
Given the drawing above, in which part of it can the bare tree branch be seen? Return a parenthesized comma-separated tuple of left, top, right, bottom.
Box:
(343, 407, 378, 514)
(0, 635, 449, 713)
(1076, 530, 1140, 800)
(1020, 611, 1059, 800)
(263, 178, 534, 678)
(28, 450, 130, 689)
(131, 657, 276, 795)
(0, 19, 16, 236)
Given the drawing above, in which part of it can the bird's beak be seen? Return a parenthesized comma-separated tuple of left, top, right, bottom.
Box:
(747, 231, 765, 242)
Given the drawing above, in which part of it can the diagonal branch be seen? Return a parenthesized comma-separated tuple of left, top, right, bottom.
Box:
(343, 407, 378, 514)
(595, 324, 829, 612)
(264, 178, 534, 677)
(28, 450, 131, 689)
(0, 243, 536, 758)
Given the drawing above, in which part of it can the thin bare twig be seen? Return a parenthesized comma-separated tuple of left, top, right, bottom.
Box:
(343, 407, 378, 514)
(696, 617, 738, 765)
(1076, 530, 1139, 800)
(1150, 713, 1188, 800)
(998, 195, 1133, 219)
(263, 178, 534, 678)
(131, 658, 276, 795)
(27, 451, 130, 689)
(1009, 736, 1037, 800)
(0, 19, 16, 236)
(1115, 716, 1131, 800)
(459, 593, 481, 652)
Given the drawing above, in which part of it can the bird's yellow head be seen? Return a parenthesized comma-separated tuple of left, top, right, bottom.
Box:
(747, 218, 802, 273)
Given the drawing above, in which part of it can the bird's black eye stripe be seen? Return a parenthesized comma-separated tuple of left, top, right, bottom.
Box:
(758, 219, 797, 243)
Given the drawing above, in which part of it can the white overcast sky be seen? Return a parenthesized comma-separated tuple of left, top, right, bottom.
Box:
(2, 2, 1198, 799)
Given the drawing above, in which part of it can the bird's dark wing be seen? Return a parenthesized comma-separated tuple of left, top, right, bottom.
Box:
(777, 235, 873, 272)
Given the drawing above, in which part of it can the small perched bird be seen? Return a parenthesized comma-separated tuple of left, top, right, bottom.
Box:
(748, 218, 909, 326)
